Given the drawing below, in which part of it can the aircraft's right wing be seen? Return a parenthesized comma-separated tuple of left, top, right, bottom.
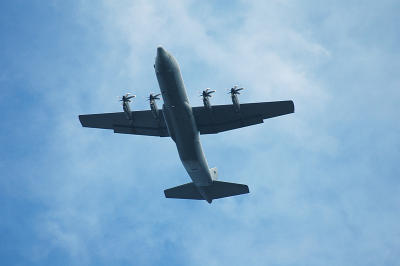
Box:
(79, 110, 169, 137)
(192, 100, 294, 134)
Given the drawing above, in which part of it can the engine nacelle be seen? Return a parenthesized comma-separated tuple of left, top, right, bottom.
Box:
(148, 93, 161, 119)
(119, 93, 135, 121)
(203, 96, 211, 110)
(201, 88, 215, 111)
(231, 93, 240, 112)
(229, 86, 244, 113)
(123, 101, 133, 120)
(150, 99, 159, 119)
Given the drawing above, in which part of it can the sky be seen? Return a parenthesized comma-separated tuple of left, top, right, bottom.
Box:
(1, 0, 399, 265)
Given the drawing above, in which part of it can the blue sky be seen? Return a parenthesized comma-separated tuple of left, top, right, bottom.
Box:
(1, 0, 399, 265)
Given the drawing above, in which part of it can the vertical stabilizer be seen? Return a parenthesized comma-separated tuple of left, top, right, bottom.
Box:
(210, 167, 218, 180)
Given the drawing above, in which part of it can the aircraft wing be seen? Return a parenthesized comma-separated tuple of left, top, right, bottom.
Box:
(79, 110, 169, 137)
(192, 100, 294, 134)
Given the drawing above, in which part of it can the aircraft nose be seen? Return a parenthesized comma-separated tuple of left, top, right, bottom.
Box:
(155, 46, 169, 71)
(157, 46, 166, 57)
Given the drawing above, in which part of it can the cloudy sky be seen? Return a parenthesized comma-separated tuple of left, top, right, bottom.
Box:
(1, 0, 399, 265)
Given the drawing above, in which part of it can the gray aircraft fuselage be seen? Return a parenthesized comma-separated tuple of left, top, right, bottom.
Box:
(155, 47, 213, 199)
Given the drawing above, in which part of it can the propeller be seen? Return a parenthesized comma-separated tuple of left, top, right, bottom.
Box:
(200, 88, 216, 98)
(147, 93, 161, 101)
(118, 93, 136, 103)
(228, 85, 244, 95)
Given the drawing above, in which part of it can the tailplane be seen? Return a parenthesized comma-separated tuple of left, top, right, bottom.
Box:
(164, 180, 249, 203)
(202, 181, 249, 200)
(164, 182, 203, 200)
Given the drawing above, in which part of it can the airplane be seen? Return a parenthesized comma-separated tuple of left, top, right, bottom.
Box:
(79, 46, 295, 203)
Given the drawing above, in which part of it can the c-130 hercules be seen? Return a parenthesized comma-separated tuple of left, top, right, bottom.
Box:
(79, 46, 294, 203)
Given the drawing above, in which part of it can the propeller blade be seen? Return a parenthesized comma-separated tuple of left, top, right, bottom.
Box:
(148, 93, 161, 101)
(118, 93, 136, 103)
(202, 88, 215, 98)
(228, 86, 245, 95)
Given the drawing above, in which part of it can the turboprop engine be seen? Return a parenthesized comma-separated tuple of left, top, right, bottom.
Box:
(119, 93, 135, 120)
(201, 88, 215, 111)
(228, 85, 244, 113)
(148, 93, 161, 119)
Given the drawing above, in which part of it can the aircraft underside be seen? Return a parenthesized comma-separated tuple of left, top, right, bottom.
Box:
(79, 46, 295, 203)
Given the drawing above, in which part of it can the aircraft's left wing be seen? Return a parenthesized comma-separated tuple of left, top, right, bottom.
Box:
(193, 100, 294, 135)
(79, 110, 169, 137)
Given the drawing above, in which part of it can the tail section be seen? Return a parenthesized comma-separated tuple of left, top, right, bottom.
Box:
(164, 180, 249, 203)
(209, 167, 218, 180)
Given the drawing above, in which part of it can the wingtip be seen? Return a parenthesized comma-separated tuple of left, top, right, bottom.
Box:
(289, 100, 295, 113)
(78, 115, 85, 127)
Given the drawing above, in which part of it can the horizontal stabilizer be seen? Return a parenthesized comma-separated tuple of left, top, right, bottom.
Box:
(164, 182, 203, 200)
(164, 181, 249, 202)
(203, 181, 249, 199)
